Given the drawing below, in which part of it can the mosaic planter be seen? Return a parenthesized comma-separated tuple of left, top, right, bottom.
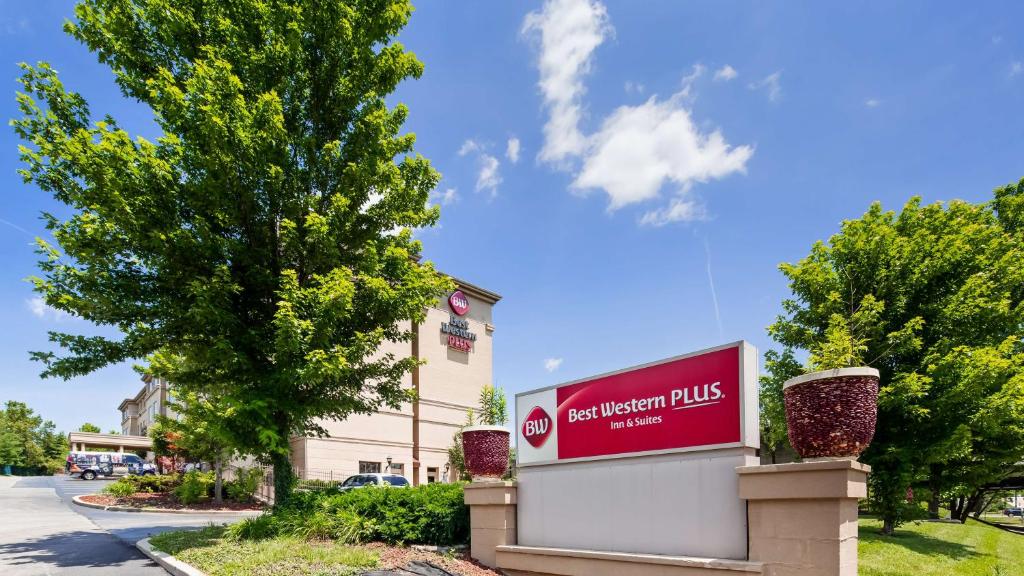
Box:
(783, 367, 879, 459)
(462, 425, 510, 480)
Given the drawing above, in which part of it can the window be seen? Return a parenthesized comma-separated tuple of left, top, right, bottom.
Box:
(358, 461, 381, 474)
(389, 463, 404, 476)
(384, 475, 409, 486)
(427, 467, 438, 484)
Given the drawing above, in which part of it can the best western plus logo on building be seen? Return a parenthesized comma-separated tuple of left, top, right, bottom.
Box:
(441, 290, 476, 352)
(515, 341, 758, 465)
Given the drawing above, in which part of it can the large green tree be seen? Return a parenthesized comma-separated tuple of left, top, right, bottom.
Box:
(0, 401, 66, 472)
(14, 0, 450, 504)
(768, 179, 1024, 534)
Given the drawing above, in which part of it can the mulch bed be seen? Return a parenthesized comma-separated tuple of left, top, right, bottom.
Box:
(81, 492, 264, 511)
(367, 543, 500, 576)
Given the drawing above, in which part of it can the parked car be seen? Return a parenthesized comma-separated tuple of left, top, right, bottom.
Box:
(67, 451, 156, 480)
(1005, 508, 1023, 517)
(337, 473, 410, 492)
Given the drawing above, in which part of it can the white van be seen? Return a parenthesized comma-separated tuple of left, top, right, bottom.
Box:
(67, 451, 156, 480)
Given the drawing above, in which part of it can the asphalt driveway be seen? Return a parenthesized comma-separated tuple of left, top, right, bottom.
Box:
(0, 474, 259, 575)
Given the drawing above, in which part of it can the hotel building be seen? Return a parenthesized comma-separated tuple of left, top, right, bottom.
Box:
(112, 278, 499, 486)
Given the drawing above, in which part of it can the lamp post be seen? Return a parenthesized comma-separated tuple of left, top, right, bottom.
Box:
(443, 462, 450, 483)
(386, 456, 392, 473)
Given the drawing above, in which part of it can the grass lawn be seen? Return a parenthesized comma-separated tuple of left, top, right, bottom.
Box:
(859, 516, 1024, 576)
(149, 525, 378, 576)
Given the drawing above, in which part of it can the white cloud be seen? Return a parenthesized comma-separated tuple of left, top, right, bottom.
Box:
(1011, 61, 1023, 77)
(624, 81, 645, 94)
(544, 358, 563, 372)
(27, 297, 69, 321)
(864, 98, 881, 108)
(522, 0, 612, 166)
(713, 65, 737, 82)
(506, 137, 521, 164)
(459, 139, 502, 196)
(748, 71, 783, 102)
(639, 197, 707, 226)
(524, 0, 752, 223)
(429, 188, 458, 206)
(574, 92, 753, 211)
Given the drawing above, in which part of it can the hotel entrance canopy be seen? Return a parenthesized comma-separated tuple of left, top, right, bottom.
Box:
(67, 431, 152, 453)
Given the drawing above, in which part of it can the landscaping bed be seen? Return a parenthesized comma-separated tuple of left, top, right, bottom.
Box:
(149, 525, 499, 576)
(81, 492, 263, 511)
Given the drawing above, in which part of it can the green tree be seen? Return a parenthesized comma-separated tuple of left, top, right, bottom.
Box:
(164, 390, 239, 504)
(15, 0, 450, 505)
(0, 401, 66, 472)
(77, 423, 101, 433)
(759, 349, 801, 464)
(769, 182, 1024, 534)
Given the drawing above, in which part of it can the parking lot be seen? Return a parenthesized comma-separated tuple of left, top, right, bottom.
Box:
(0, 474, 259, 575)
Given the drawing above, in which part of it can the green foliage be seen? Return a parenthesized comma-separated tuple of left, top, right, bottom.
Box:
(225, 515, 277, 541)
(477, 384, 508, 426)
(77, 423, 101, 433)
(129, 473, 180, 494)
(150, 524, 379, 575)
(0, 401, 66, 472)
(14, 0, 452, 506)
(103, 478, 137, 498)
(295, 478, 342, 492)
(769, 185, 1024, 533)
(175, 470, 215, 505)
(225, 467, 264, 503)
(446, 410, 474, 480)
(240, 483, 469, 546)
(759, 349, 801, 462)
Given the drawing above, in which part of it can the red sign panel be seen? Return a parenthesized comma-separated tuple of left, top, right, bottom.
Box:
(516, 343, 751, 465)
(556, 346, 740, 459)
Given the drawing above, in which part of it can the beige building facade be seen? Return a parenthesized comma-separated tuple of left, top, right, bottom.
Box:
(291, 278, 500, 486)
(118, 375, 176, 437)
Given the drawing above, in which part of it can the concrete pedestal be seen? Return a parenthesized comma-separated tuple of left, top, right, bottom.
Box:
(464, 481, 517, 568)
(737, 459, 870, 576)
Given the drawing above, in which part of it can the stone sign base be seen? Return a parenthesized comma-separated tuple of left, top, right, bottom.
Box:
(464, 460, 869, 576)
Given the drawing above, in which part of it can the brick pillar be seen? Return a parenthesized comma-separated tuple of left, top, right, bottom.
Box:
(464, 481, 517, 568)
(737, 459, 870, 576)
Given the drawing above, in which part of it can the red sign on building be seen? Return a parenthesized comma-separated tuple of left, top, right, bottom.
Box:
(516, 342, 757, 465)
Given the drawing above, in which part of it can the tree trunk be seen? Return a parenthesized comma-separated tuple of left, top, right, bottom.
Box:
(272, 451, 293, 509)
(927, 464, 942, 519)
(213, 456, 223, 505)
(882, 516, 895, 535)
(975, 492, 999, 520)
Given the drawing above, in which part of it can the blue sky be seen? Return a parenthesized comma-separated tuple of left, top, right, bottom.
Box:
(0, 0, 1022, 433)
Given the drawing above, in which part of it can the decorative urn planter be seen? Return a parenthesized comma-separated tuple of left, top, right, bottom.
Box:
(783, 367, 879, 459)
(461, 425, 510, 480)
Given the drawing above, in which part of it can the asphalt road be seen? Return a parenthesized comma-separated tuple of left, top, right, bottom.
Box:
(0, 474, 259, 575)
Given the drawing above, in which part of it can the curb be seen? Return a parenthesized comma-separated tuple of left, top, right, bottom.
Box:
(136, 537, 208, 576)
(72, 494, 263, 515)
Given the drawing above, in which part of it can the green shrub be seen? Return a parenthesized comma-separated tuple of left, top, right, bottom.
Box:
(129, 473, 179, 493)
(103, 478, 137, 498)
(226, 514, 278, 541)
(322, 483, 468, 545)
(295, 478, 342, 492)
(225, 467, 263, 503)
(174, 470, 214, 504)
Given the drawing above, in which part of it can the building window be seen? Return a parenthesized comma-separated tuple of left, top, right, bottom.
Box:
(427, 467, 438, 484)
(358, 461, 381, 474)
(390, 463, 404, 476)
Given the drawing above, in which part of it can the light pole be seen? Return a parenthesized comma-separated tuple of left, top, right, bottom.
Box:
(386, 456, 392, 473)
